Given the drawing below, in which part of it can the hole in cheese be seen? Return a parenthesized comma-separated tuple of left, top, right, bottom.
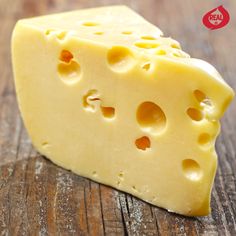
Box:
(141, 62, 151, 71)
(173, 52, 182, 58)
(83, 90, 100, 111)
(56, 31, 67, 40)
(107, 46, 135, 73)
(94, 31, 104, 35)
(194, 90, 213, 108)
(101, 106, 115, 119)
(136, 102, 167, 135)
(118, 171, 124, 179)
(45, 29, 55, 36)
(132, 186, 137, 191)
(58, 60, 81, 85)
(42, 141, 49, 147)
(82, 22, 99, 26)
(45, 29, 67, 40)
(186, 108, 203, 121)
(135, 136, 151, 151)
(134, 41, 159, 49)
(194, 89, 206, 102)
(171, 43, 181, 49)
(182, 159, 202, 181)
(141, 36, 156, 40)
(122, 31, 133, 35)
(172, 50, 189, 58)
(156, 49, 167, 55)
(198, 133, 211, 146)
(60, 50, 73, 63)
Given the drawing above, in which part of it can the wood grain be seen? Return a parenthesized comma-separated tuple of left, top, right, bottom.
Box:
(0, 0, 236, 235)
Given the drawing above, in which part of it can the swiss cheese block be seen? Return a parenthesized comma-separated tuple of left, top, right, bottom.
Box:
(12, 6, 234, 216)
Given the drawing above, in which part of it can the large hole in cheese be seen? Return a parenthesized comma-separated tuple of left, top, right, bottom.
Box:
(136, 101, 167, 135)
(58, 60, 81, 85)
(182, 159, 202, 181)
(107, 46, 135, 73)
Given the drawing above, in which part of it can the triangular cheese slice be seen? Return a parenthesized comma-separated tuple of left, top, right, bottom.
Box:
(12, 6, 234, 216)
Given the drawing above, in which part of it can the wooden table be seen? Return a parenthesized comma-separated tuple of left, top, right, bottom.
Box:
(0, 0, 235, 235)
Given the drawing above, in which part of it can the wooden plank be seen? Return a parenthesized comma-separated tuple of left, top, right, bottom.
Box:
(0, 0, 235, 235)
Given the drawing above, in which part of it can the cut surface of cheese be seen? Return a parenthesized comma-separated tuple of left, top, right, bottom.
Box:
(12, 6, 234, 216)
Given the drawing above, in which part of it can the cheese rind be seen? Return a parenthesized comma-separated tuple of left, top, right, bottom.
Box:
(12, 6, 234, 216)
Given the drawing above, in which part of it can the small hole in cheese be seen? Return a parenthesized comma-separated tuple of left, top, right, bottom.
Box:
(94, 31, 104, 35)
(60, 50, 73, 63)
(171, 43, 181, 49)
(137, 101, 167, 135)
(135, 136, 151, 151)
(118, 171, 124, 178)
(172, 51, 188, 58)
(56, 31, 67, 40)
(83, 90, 100, 112)
(198, 133, 211, 146)
(182, 159, 202, 181)
(134, 41, 159, 49)
(122, 31, 133, 35)
(173, 52, 181, 58)
(101, 106, 115, 119)
(141, 62, 151, 71)
(45, 29, 55, 36)
(186, 108, 203, 121)
(58, 60, 81, 85)
(82, 22, 99, 27)
(107, 46, 135, 73)
(42, 141, 49, 147)
(141, 36, 156, 40)
(156, 49, 167, 55)
(194, 90, 213, 107)
(194, 90, 206, 102)
(132, 186, 137, 191)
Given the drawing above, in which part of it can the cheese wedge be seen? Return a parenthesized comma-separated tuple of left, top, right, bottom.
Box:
(12, 6, 234, 216)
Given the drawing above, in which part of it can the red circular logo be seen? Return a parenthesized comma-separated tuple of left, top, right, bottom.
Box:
(202, 5, 230, 30)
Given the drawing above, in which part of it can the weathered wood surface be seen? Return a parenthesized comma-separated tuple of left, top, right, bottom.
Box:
(0, 0, 236, 235)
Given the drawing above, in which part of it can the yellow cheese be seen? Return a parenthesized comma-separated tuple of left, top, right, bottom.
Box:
(12, 6, 234, 216)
